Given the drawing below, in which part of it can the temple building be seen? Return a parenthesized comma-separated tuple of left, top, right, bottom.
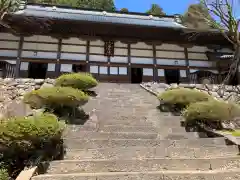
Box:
(0, 3, 233, 83)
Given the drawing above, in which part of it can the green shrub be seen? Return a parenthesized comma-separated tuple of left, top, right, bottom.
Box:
(158, 88, 212, 111)
(55, 72, 98, 90)
(23, 87, 89, 109)
(183, 100, 240, 124)
(0, 169, 8, 180)
(0, 113, 65, 178)
(231, 130, 240, 137)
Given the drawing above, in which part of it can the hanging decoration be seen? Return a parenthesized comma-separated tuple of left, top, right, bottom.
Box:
(104, 40, 114, 57)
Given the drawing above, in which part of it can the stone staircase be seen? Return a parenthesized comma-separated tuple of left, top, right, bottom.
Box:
(32, 83, 240, 180)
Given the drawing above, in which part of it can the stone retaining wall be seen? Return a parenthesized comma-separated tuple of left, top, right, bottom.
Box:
(142, 82, 240, 102)
(0, 78, 55, 118)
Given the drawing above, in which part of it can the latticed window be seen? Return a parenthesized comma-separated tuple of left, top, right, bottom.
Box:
(104, 41, 114, 57)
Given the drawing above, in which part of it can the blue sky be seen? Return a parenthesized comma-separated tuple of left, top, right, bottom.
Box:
(115, 0, 199, 15)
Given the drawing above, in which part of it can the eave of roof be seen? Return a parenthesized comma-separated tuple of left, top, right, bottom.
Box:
(12, 4, 186, 29)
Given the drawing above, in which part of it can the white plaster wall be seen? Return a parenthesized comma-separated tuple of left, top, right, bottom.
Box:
(0, 33, 20, 40)
(90, 46, 104, 54)
(156, 59, 186, 66)
(62, 37, 86, 45)
(60, 64, 72, 72)
(61, 45, 86, 53)
(22, 42, 58, 51)
(131, 42, 152, 49)
(156, 51, 185, 59)
(156, 43, 184, 51)
(24, 35, 58, 43)
(0, 41, 19, 49)
(110, 56, 128, 63)
(115, 48, 128, 56)
(131, 57, 153, 64)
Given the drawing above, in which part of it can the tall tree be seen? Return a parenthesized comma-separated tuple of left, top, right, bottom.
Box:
(181, 4, 213, 29)
(29, 0, 116, 11)
(77, 0, 115, 11)
(146, 4, 165, 16)
(192, 0, 240, 84)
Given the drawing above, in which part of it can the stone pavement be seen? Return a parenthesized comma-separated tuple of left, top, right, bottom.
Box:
(32, 83, 240, 180)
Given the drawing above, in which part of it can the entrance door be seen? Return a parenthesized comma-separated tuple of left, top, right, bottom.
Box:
(164, 69, 180, 84)
(131, 68, 143, 83)
(72, 64, 87, 72)
(28, 62, 47, 79)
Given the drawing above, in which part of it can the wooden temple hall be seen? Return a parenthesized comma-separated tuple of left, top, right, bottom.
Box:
(0, 2, 234, 83)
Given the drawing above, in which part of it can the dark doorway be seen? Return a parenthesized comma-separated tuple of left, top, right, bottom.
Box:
(28, 62, 47, 79)
(131, 68, 143, 83)
(72, 64, 87, 73)
(164, 69, 180, 84)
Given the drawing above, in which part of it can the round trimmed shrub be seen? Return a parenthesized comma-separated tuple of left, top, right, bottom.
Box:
(23, 86, 89, 109)
(55, 73, 98, 90)
(183, 100, 240, 125)
(0, 169, 8, 180)
(0, 113, 66, 178)
(158, 88, 213, 112)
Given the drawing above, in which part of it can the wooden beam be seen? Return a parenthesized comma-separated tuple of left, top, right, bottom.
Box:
(152, 44, 157, 82)
(15, 36, 23, 78)
(55, 38, 62, 77)
(127, 43, 131, 82)
(184, 47, 190, 82)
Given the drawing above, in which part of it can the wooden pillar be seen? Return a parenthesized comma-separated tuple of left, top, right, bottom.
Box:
(55, 38, 62, 77)
(153, 44, 157, 82)
(127, 43, 131, 82)
(86, 40, 90, 72)
(184, 47, 190, 82)
(15, 36, 24, 78)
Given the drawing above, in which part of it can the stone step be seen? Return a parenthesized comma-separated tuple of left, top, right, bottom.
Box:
(46, 157, 240, 174)
(64, 146, 239, 160)
(64, 131, 158, 140)
(31, 170, 240, 180)
(98, 125, 157, 133)
(162, 132, 199, 140)
(64, 138, 227, 149)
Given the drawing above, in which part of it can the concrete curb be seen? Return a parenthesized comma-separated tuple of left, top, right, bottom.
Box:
(139, 84, 158, 96)
(16, 166, 38, 180)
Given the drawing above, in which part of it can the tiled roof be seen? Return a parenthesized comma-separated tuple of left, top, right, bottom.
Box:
(14, 4, 186, 29)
